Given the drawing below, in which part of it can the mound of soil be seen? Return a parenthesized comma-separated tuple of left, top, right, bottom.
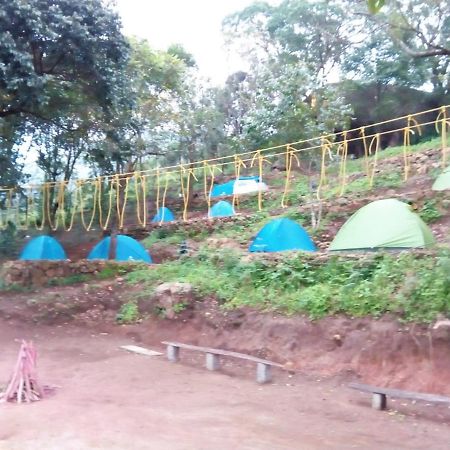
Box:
(1, 284, 449, 396)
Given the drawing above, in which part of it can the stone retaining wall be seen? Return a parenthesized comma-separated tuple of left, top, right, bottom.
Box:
(0, 260, 135, 288)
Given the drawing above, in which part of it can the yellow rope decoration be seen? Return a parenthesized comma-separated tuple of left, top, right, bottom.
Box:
(403, 115, 422, 181)
(117, 176, 130, 230)
(281, 145, 300, 208)
(232, 155, 247, 209)
(435, 106, 450, 168)
(99, 177, 115, 231)
(317, 137, 333, 200)
(203, 162, 213, 217)
(159, 172, 170, 225)
(337, 131, 349, 196)
(250, 150, 270, 211)
(134, 172, 147, 228)
(360, 127, 370, 177)
(2, 105, 450, 231)
(180, 166, 198, 222)
(367, 133, 380, 188)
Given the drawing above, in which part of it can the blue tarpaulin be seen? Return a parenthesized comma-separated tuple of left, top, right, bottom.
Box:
(209, 200, 235, 218)
(152, 206, 175, 223)
(19, 235, 67, 260)
(249, 218, 316, 253)
(87, 235, 152, 263)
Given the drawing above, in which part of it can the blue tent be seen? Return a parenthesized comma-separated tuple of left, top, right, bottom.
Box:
(209, 200, 235, 218)
(249, 218, 316, 253)
(87, 235, 152, 263)
(211, 176, 260, 198)
(20, 235, 67, 260)
(152, 206, 175, 223)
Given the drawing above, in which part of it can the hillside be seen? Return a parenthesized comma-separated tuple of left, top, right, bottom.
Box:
(1, 138, 450, 395)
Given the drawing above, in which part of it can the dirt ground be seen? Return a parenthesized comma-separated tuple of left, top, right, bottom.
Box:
(1, 319, 450, 450)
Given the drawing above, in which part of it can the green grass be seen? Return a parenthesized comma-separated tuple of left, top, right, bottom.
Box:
(125, 248, 450, 324)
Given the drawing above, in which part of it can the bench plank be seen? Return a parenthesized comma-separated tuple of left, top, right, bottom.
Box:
(161, 341, 283, 368)
(349, 382, 450, 405)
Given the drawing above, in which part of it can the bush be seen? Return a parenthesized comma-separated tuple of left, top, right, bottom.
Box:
(124, 248, 450, 324)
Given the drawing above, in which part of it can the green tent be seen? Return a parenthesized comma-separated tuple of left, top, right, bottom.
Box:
(329, 199, 435, 251)
(432, 167, 450, 191)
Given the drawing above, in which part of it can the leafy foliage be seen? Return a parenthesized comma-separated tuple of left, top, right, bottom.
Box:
(116, 301, 140, 324)
(126, 249, 450, 323)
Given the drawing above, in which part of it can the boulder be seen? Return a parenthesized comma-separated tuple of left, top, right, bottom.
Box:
(151, 282, 195, 319)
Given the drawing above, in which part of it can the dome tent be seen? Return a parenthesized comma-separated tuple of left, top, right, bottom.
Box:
(432, 166, 450, 191)
(209, 200, 235, 218)
(152, 206, 175, 223)
(249, 218, 316, 253)
(19, 235, 67, 260)
(329, 199, 435, 251)
(87, 235, 152, 263)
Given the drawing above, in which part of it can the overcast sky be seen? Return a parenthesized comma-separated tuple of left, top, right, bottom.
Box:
(115, 0, 261, 84)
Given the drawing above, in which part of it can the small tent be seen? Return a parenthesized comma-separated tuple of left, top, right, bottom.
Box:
(19, 235, 67, 260)
(329, 199, 435, 251)
(152, 206, 175, 223)
(432, 167, 450, 191)
(87, 235, 152, 263)
(249, 218, 316, 253)
(211, 176, 268, 198)
(209, 200, 235, 218)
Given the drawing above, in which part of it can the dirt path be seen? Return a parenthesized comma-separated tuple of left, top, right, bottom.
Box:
(0, 320, 449, 449)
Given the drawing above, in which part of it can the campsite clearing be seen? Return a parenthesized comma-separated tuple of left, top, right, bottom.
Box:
(0, 319, 449, 450)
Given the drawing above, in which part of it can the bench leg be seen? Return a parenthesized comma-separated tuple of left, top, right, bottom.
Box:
(372, 393, 387, 410)
(256, 363, 272, 384)
(167, 345, 180, 362)
(206, 353, 220, 371)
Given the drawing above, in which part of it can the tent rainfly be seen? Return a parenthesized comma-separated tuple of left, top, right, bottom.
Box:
(329, 198, 435, 251)
(87, 235, 152, 263)
(152, 207, 175, 223)
(432, 167, 450, 191)
(249, 218, 316, 253)
(19, 235, 67, 261)
(209, 200, 235, 218)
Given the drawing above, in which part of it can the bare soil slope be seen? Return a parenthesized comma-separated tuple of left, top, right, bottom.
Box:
(1, 320, 450, 450)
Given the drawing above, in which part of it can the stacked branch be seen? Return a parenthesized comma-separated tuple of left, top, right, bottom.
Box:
(0, 341, 44, 403)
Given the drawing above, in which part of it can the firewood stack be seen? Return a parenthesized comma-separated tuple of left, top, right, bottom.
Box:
(0, 341, 44, 403)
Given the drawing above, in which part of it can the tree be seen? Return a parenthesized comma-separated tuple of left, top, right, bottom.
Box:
(369, 0, 450, 58)
(222, 0, 353, 150)
(356, 0, 450, 97)
(86, 38, 195, 175)
(224, 0, 355, 84)
(0, 0, 129, 121)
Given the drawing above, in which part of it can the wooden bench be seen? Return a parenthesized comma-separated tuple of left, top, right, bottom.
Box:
(349, 382, 450, 411)
(161, 341, 284, 384)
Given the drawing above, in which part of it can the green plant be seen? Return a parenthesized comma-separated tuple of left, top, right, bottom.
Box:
(116, 301, 140, 324)
(419, 199, 442, 223)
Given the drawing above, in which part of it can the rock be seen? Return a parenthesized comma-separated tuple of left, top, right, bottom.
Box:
(151, 282, 196, 319)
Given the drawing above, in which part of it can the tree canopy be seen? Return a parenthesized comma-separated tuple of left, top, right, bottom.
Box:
(0, 0, 449, 192)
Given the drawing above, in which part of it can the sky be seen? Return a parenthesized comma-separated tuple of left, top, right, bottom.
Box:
(115, 0, 259, 84)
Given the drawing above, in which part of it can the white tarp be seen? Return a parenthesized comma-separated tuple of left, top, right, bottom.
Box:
(233, 179, 269, 195)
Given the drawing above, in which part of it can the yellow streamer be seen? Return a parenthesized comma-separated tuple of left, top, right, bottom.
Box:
(232, 155, 247, 209)
(317, 138, 333, 200)
(281, 146, 300, 208)
(250, 151, 270, 211)
(435, 106, 450, 168)
(180, 166, 198, 222)
(159, 173, 169, 225)
(337, 131, 349, 196)
(134, 173, 147, 228)
(403, 115, 422, 181)
(367, 133, 380, 188)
